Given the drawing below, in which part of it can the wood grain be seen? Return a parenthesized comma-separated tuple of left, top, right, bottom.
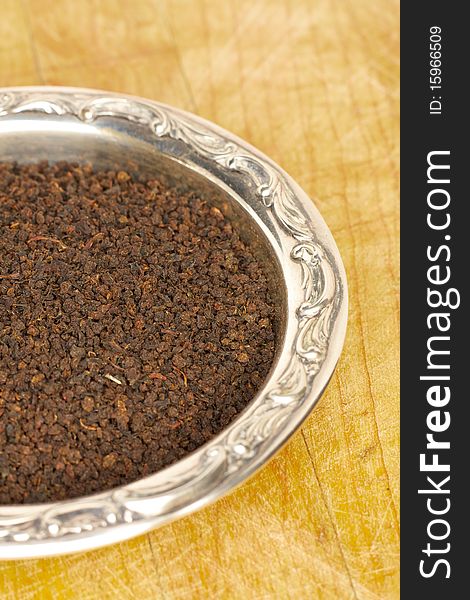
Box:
(0, 0, 399, 598)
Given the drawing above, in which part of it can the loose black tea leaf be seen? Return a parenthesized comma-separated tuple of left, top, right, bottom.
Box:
(0, 161, 276, 504)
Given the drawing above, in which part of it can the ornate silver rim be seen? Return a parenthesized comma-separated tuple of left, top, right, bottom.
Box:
(0, 87, 347, 558)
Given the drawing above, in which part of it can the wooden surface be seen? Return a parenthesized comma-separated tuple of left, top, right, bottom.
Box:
(0, 1, 399, 598)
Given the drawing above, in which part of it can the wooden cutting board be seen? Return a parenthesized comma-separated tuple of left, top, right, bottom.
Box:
(0, 0, 399, 597)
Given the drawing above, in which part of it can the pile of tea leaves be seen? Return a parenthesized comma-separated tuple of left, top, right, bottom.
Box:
(0, 161, 276, 503)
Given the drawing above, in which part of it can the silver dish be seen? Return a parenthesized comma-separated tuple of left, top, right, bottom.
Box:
(0, 87, 347, 559)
